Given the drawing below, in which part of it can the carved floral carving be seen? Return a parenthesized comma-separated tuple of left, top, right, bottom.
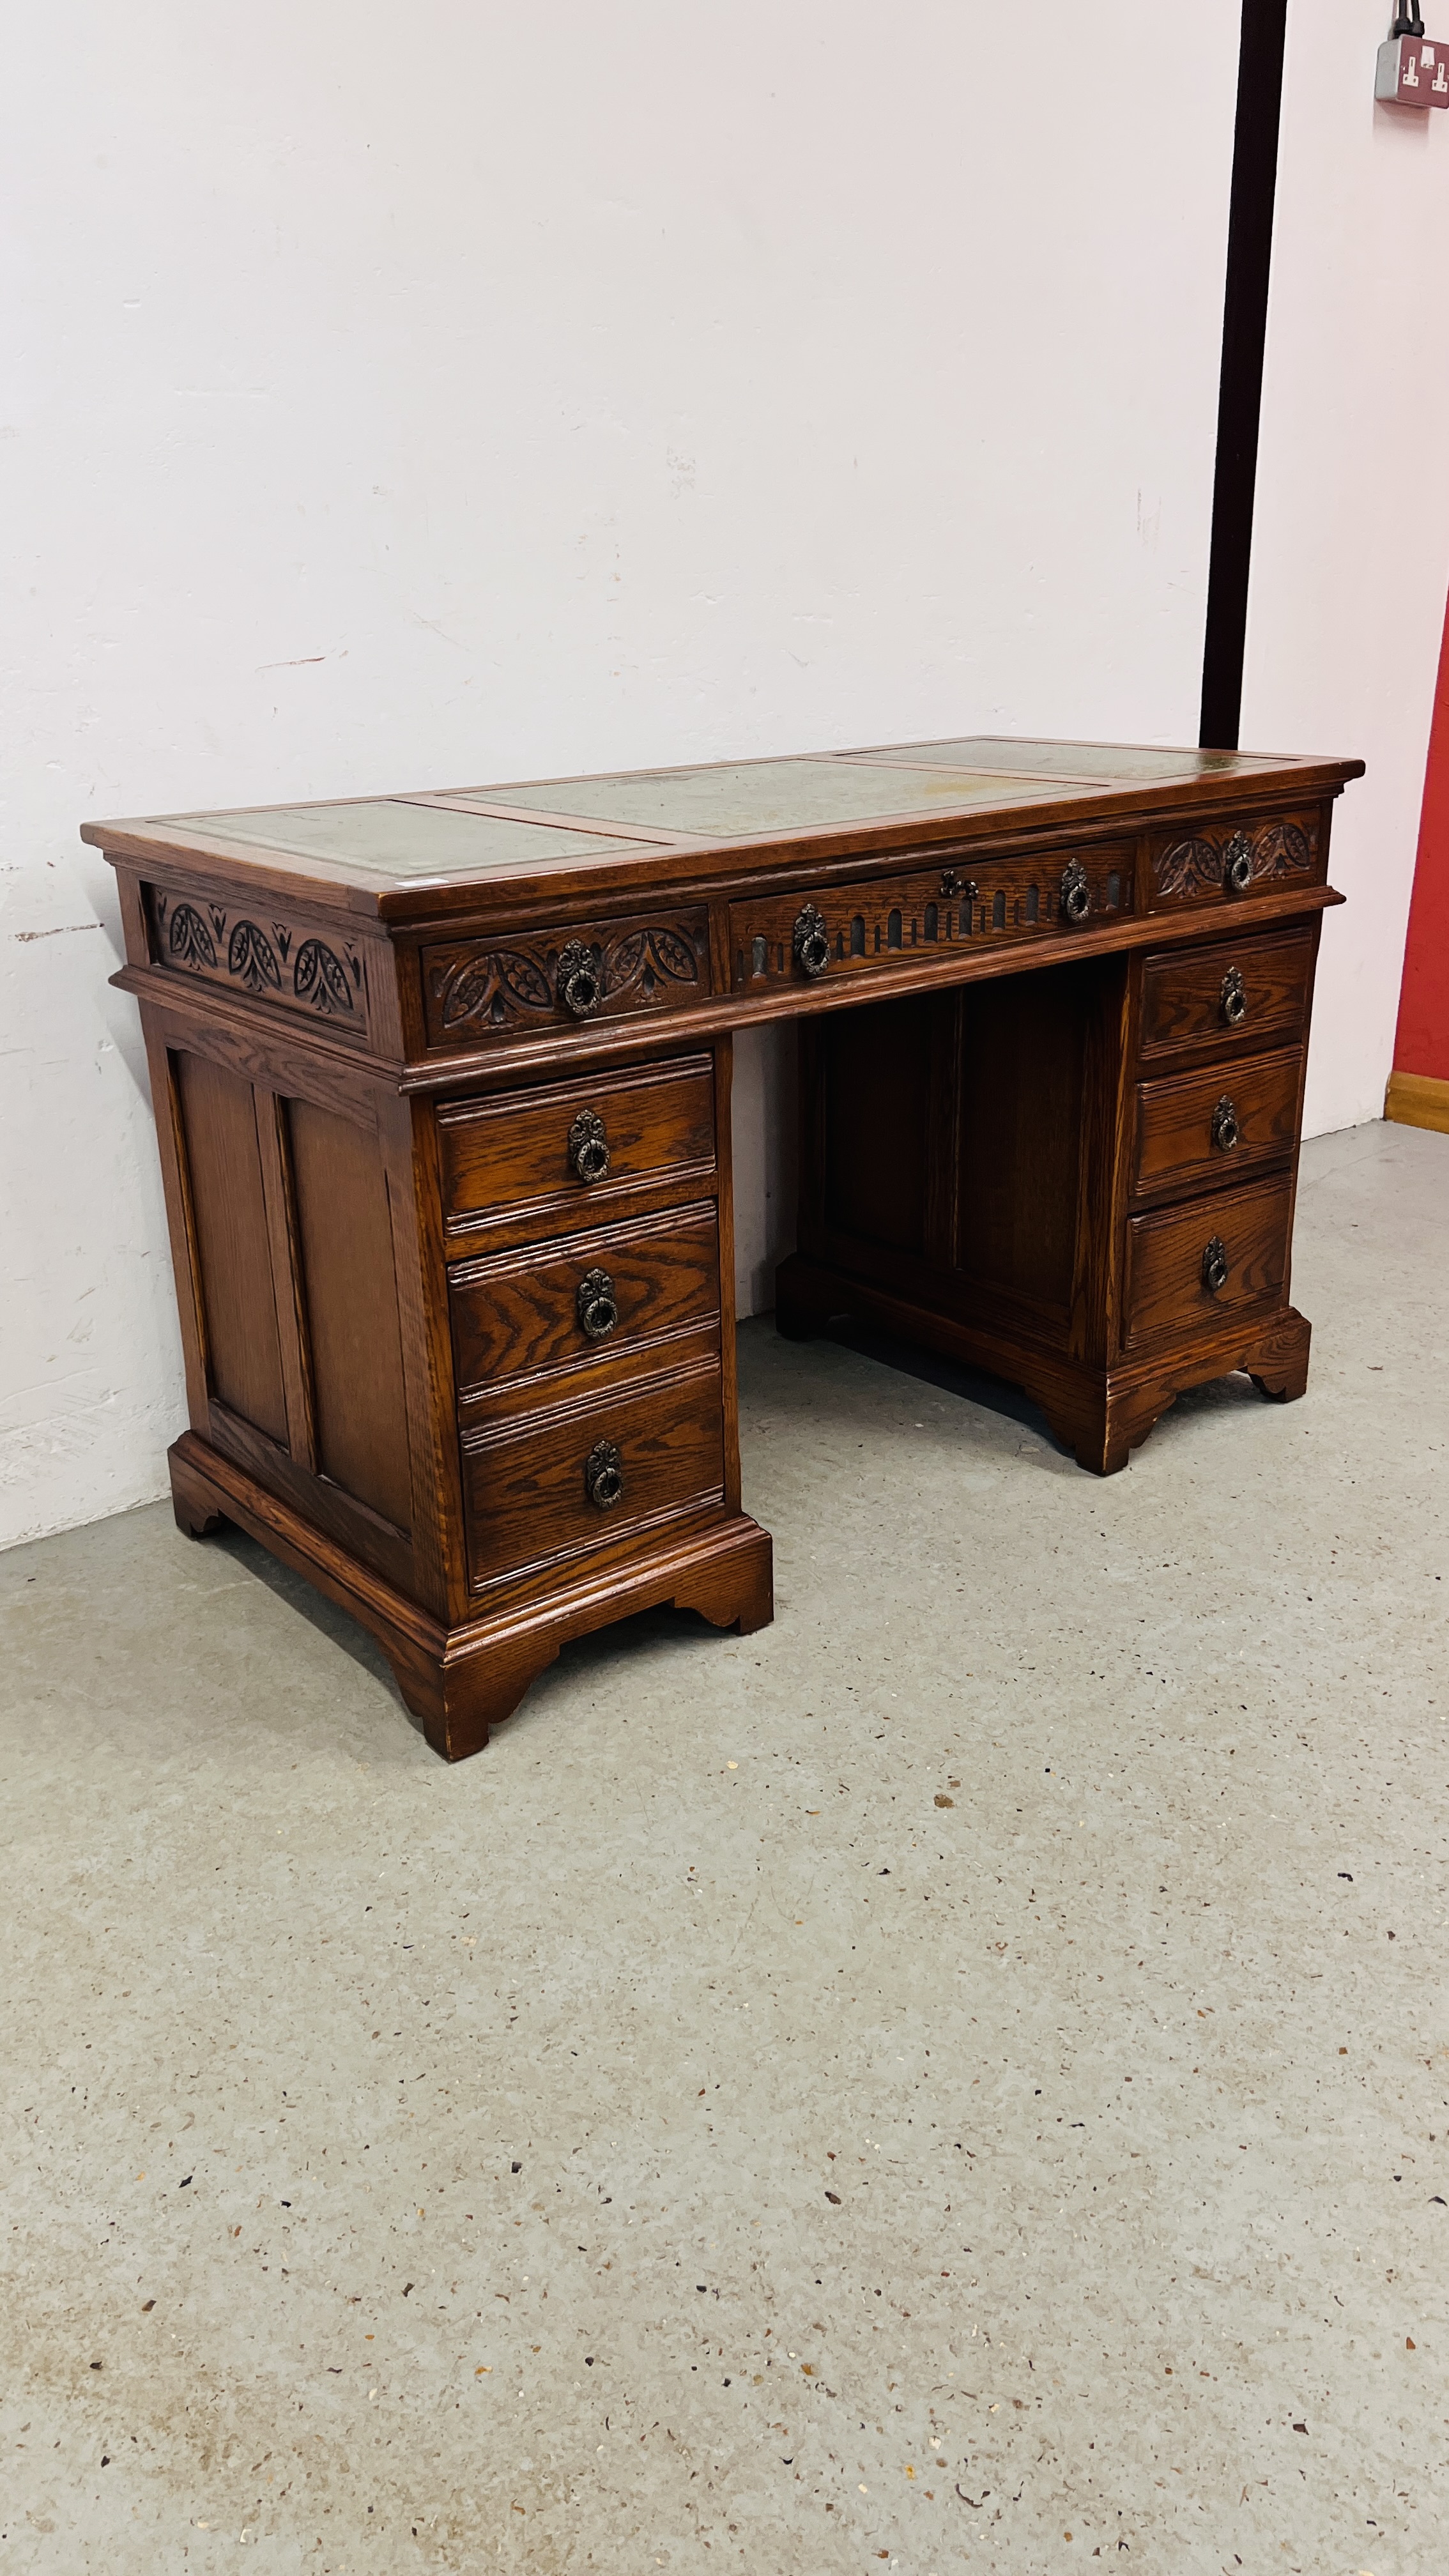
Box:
(1154, 815, 1316, 902)
(424, 917, 704, 1040)
(167, 901, 216, 969)
(227, 919, 282, 993)
(151, 887, 363, 1023)
(294, 937, 355, 1015)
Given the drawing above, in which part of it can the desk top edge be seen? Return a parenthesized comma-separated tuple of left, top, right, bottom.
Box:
(81, 735, 1365, 923)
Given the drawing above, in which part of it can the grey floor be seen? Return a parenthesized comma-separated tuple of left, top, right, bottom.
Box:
(2, 1121, 1446, 2576)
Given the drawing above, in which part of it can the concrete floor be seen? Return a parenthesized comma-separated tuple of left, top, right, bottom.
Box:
(1, 1119, 1446, 2576)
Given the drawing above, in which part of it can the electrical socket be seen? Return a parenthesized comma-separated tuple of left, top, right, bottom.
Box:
(1376, 33, 1449, 103)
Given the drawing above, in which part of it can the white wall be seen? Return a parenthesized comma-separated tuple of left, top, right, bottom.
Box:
(1245, 1, 1449, 1135)
(1, 3, 1260, 1548)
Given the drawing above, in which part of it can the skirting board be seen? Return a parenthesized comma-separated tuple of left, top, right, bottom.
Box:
(1384, 1070, 1449, 1136)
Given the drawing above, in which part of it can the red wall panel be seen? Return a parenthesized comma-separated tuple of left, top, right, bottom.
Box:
(1394, 585, 1449, 1083)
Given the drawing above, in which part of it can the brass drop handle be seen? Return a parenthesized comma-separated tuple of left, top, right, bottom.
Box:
(1061, 857, 1091, 925)
(1223, 831, 1254, 894)
(576, 1266, 618, 1340)
(1220, 965, 1248, 1025)
(1202, 1236, 1229, 1294)
(792, 903, 831, 979)
(556, 939, 603, 1017)
(568, 1108, 610, 1183)
(584, 1437, 624, 1510)
(1211, 1094, 1240, 1153)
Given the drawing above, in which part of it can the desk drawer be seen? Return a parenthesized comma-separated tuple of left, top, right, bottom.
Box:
(1149, 808, 1320, 911)
(460, 1361, 726, 1593)
(437, 1056, 716, 1252)
(729, 841, 1133, 994)
(1133, 1045, 1303, 1201)
(1123, 1173, 1293, 1352)
(421, 906, 709, 1048)
(450, 1202, 721, 1407)
(1139, 928, 1314, 1061)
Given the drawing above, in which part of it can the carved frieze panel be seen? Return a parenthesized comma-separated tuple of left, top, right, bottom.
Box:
(146, 885, 370, 1034)
(1151, 810, 1320, 907)
(728, 845, 1135, 990)
(420, 910, 708, 1048)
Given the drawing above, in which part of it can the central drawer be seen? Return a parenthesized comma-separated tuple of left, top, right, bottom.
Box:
(460, 1361, 726, 1593)
(728, 841, 1133, 993)
(1132, 1044, 1303, 1201)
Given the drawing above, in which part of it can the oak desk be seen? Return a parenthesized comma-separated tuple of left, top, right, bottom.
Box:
(86, 733, 1361, 1759)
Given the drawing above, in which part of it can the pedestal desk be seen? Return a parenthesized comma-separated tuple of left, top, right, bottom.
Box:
(86, 733, 1361, 1759)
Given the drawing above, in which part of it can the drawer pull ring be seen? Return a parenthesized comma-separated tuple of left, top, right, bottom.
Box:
(938, 868, 979, 901)
(1061, 858, 1091, 925)
(556, 939, 604, 1017)
(1220, 965, 1248, 1025)
(568, 1108, 610, 1184)
(584, 1437, 624, 1510)
(1211, 1094, 1240, 1154)
(792, 903, 831, 979)
(1201, 1236, 1229, 1294)
(1223, 832, 1254, 894)
(576, 1266, 618, 1340)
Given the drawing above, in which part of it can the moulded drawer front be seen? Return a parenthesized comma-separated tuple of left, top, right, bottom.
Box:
(420, 907, 709, 1048)
(729, 843, 1134, 993)
(461, 1363, 726, 1591)
(1124, 1174, 1294, 1351)
(1139, 929, 1314, 1058)
(450, 1202, 721, 1399)
(1133, 1046, 1303, 1199)
(1149, 808, 1321, 910)
(436, 1057, 716, 1247)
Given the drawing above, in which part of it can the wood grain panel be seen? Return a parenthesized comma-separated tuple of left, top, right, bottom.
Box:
(461, 1363, 725, 1591)
(254, 1089, 318, 1469)
(1139, 928, 1314, 1059)
(376, 1089, 468, 1626)
(206, 1400, 414, 1593)
(956, 964, 1091, 1314)
(1123, 1174, 1293, 1351)
(288, 1098, 413, 1533)
(174, 1050, 288, 1445)
(147, 1037, 211, 1427)
(1133, 1045, 1303, 1200)
(436, 1055, 716, 1250)
(821, 995, 932, 1254)
(450, 1202, 720, 1397)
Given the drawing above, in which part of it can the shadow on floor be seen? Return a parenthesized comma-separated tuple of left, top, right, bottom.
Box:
(198, 1321, 1277, 1757)
(208, 1522, 413, 1706)
(204, 1522, 730, 1753)
(781, 1312, 1271, 1457)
